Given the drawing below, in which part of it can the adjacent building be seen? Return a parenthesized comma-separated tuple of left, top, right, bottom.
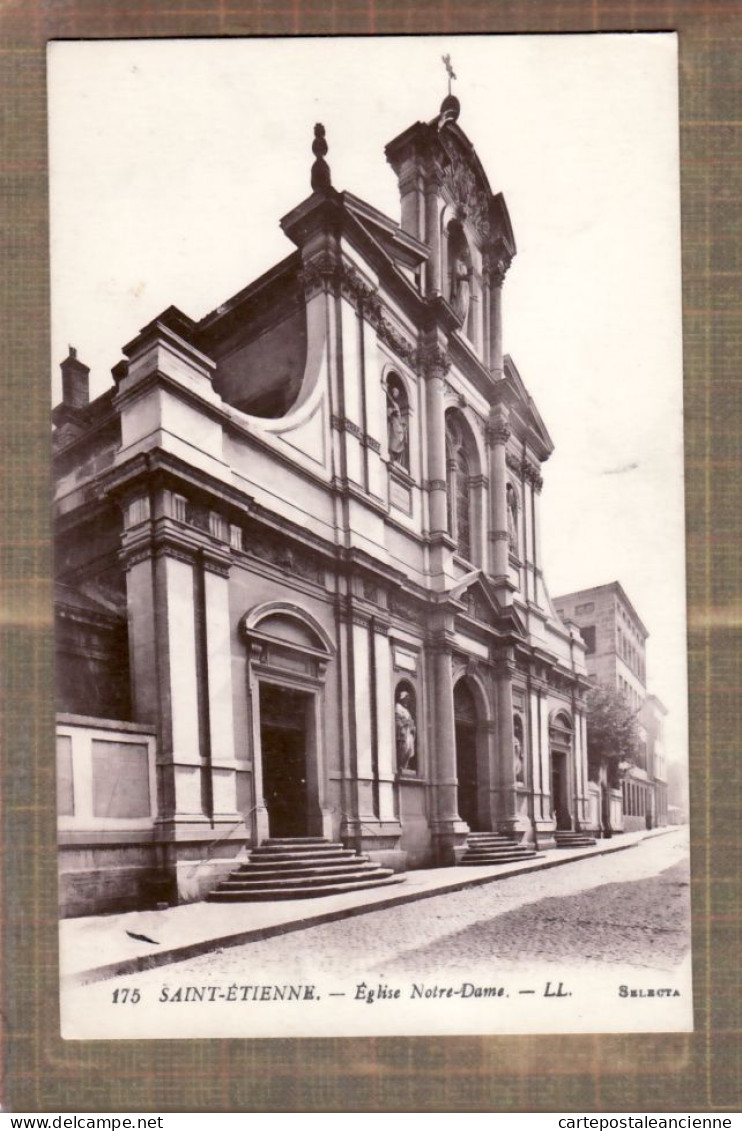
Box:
(54, 91, 595, 917)
(554, 581, 668, 833)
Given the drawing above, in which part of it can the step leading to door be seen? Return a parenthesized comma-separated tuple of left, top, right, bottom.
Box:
(206, 837, 405, 902)
(459, 831, 540, 866)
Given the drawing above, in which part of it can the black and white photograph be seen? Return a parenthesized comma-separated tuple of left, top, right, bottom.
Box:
(48, 34, 692, 1039)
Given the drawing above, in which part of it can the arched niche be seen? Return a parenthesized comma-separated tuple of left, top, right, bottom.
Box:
(446, 218, 473, 335)
(445, 408, 484, 565)
(513, 711, 525, 784)
(394, 679, 418, 775)
(506, 478, 521, 559)
(384, 370, 411, 472)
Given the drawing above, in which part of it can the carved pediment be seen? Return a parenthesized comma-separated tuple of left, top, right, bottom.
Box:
(449, 571, 527, 638)
(439, 131, 492, 242)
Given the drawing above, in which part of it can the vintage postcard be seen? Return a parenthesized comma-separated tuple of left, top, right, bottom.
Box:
(49, 34, 691, 1040)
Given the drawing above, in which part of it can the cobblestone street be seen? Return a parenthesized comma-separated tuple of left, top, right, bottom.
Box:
(90, 828, 690, 993)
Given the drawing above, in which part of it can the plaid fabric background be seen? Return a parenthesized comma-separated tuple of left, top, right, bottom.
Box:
(0, 1, 739, 1113)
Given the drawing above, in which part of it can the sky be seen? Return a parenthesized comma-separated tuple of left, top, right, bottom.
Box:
(47, 35, 687, 767)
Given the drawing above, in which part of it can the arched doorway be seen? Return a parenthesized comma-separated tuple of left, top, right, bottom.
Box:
(258, 683, 310, 838)
(241, 602, 335, 843)
(454, 678, 481, 830)
(549, 712, 574, 831)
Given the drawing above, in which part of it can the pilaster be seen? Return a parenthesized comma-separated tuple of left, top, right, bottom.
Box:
(493, 658, 520, 836)
(486, 407, 515, 600)
(428, 630, 468, 863)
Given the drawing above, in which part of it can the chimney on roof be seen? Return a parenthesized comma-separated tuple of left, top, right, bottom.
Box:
(60, 346, 90, 408)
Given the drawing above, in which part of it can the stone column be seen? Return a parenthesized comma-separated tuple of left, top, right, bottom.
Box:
(528, 465, 545, 607)
(489, 280, 503, 378)
(540, 688, 552, 826)
(424, 168, 444, 296)
(573, 702, 589, 830)
(420, 341, 452, 574)
(202, 554, 244, 826)
(482, 274, 492, 371)
(487, 407, 512, 585)
(528, 685, 542, 814)
(350, 614, 378, 823)
(429, 632, 466, 862)
(155, 550, 204, 820)
(485, 254, 509, 379)
(494, 658, 519, 835)
(398, 164, 425, 243)
(372, 621, 396, 822)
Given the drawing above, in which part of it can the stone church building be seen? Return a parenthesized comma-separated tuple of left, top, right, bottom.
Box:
(54, 92, 593, 916)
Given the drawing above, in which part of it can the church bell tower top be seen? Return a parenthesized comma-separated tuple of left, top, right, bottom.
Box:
(438, 53, 461, 128)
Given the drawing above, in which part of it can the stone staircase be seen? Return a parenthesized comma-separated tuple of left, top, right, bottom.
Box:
(459, 831, 540, 866)
(554, 830, 597, 848)
(207, 837, 405, 902)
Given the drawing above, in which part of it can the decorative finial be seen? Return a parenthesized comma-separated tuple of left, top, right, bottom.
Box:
(438, 55, 460, 129)
(310, 123, 331, 193)
(442, 54, 456, 96)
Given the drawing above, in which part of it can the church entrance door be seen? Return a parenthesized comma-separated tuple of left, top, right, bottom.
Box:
(551, 751, 571, 830)
(259, 683, 310, 839)
(454, 679, 480, 831)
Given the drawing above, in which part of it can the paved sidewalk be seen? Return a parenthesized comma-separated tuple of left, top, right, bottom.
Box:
(60, 826, 679, 985)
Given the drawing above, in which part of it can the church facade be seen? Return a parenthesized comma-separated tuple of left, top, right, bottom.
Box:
(54, 94, 593, 916)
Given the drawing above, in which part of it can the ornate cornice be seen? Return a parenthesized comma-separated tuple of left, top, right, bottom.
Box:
(202, 549, 232, 578)
(375, 314, 417, 368)
(154, 540, 197, 568)
(483, 250, 512, 287)
(486, 420, 511, 446)
(427, 628, 456, 655)
(522, 460, 544, 492)
(417, 343, 451, 382)
(296, 253, 340, 297)
(118, 544, 153, 571)
(298, 255, 417, 369)
(492, 657, 517, 678)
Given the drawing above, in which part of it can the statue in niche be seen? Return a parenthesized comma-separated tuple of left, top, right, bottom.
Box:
(514, 736, 524, 783)
(450, 255, 471, 325)
(506, 482, 518, 552)
(395, 687, 417, 772)
(386, 384, 408, 467)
